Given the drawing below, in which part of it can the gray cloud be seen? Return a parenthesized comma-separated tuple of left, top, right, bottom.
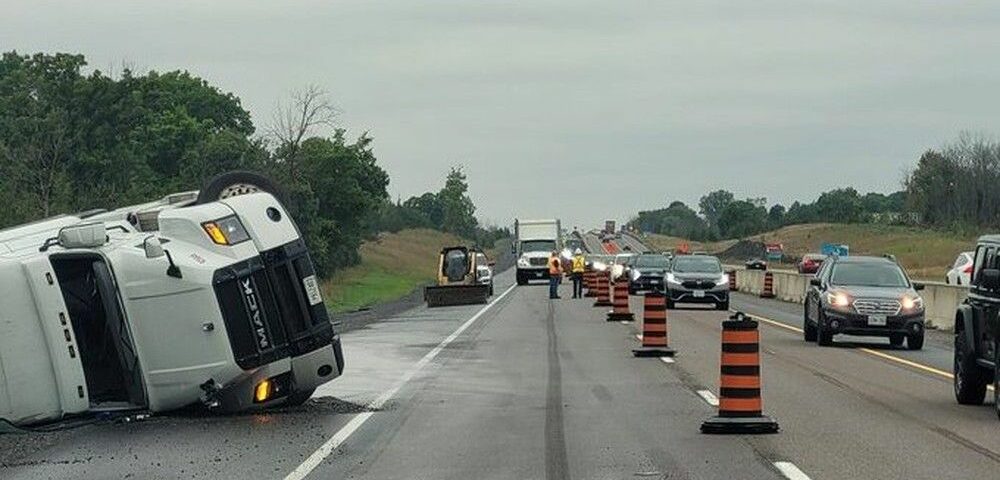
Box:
(4, 0, 1000, 228)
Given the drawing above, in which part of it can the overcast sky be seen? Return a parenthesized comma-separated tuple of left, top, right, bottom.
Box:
(4, 1, 1000, 228)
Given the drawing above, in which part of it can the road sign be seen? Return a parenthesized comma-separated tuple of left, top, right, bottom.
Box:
(820, 243, 849, 257)
(765, 243, 783, 261)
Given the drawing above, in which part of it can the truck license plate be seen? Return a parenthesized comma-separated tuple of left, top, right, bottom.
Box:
(868, 315, 886, 326)
(302, 275, 323, 306)
(693, 290, 705, 298)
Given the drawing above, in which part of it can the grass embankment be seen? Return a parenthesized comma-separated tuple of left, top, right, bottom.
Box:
(644, 223, 977, 281)
(321, 228, 465, 313)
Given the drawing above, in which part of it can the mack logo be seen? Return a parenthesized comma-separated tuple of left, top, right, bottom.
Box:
(241, 278, 271, 350)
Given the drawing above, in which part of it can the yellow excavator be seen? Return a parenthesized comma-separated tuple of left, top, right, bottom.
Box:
(425, 246, 491, 307)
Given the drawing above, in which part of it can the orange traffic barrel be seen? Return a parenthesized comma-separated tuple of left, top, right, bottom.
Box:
(727, 269, 737, 291)
(584, 270, 597, 297)
(593, 271, 612, 307)
(633, 291, 675, 357)
(701, 312, 779, 434)
(606, 277, 634, 322)
(760, 271, 775, 298)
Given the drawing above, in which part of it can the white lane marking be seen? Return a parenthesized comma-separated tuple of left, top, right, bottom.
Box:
(696, 389, 719, 406)
(620, 320, 630, 325)
(660, 356, 674, 364)
(635, 334, 642, 341)
(284, 282, 519, 480)
(773, 461, 812, 480)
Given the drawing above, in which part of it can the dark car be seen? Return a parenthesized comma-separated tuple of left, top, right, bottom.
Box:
(803, 256, 925, 349)
(953, 236, 1000, 411)
(628, 253, 670, 294)
(745, 258, 768, 270)
(797, 253, 827, 274)
(664, 255, 729, 310)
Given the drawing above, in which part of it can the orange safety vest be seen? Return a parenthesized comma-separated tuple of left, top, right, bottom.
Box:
(571, 255, 586, 273)
(548, 256, 562, 275)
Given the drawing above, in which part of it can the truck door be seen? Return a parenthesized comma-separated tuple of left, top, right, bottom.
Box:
(970, 245, 1000, 363)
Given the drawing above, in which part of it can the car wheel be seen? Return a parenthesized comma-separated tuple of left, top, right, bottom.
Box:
(716, 300, 729, 311)
(954, 331, 988, 405)
(907, 332, 924, 350)
(816, 310, 833, 346)
(803, 300, 817, 342)
(889, 334, 905, 347)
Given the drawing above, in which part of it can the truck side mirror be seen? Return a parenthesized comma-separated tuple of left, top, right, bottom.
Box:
(143, 236, 166, 259)
(913, 282, 925, 291)
(58, 222, 108, 249)
(981, 269, 1000, 290)
(809, 278, 822, 287)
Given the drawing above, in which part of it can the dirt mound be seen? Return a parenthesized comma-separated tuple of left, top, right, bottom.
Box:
(718, 239, 766, 261)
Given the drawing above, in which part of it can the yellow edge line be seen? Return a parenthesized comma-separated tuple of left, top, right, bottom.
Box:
(740, 311, 965, 384)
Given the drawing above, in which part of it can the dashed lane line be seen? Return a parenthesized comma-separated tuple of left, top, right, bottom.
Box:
(660, 356, 675, 364)
(773, 461, 812, 480)
(283, 282, 519, 480)
(696, 389, 719, 407)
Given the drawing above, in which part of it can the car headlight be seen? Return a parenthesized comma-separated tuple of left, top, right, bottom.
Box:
(901, 295, 924, 311)
(612, 264, 624, 278)
(665, 273, 681, 285)
(631, 269, 641, 281)
(717, 273, 729, 286)
(517, 257, 530, 267)
(825, 291, 852, 309)
(202, 215, 250, 246)
(593, 261, 608, 271)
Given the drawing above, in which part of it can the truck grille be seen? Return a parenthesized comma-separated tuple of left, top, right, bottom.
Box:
(852, 298, 901, 316)
(214, 239, 334, 370)
(529, 258, 547, 266)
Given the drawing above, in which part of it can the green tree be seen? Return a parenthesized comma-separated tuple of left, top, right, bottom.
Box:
(698, 189, 734, 233)
(438, 166, 478, 237)
(717, 200, 768, 238)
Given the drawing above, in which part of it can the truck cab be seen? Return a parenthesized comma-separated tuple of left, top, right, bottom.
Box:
(954, 235, 1000, 417)
(0, 173, 344, 426)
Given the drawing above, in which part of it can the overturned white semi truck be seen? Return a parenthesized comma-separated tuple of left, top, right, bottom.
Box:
(0, 172, 344, 427)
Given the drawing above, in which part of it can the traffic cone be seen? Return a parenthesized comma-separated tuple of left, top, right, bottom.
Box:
(593, 271, 612, 307)
(633, 290, 675, 357)
(607, 276, 634, 322)
(701, 312, 779, 434)
(760, 271, 775, 298)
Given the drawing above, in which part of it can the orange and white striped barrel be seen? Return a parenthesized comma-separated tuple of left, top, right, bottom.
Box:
(592, 271, 612, 307)
(607, 277, 634, 321)
(632, 291, 674, 357)
(760, 271, 775, 298)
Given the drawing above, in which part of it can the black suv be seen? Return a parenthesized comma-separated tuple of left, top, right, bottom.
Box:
(803, 255, 926, 349)
(628, 253, 670, 294)
(954, 236, 1000, 413)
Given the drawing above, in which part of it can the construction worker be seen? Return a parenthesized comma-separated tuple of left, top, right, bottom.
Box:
(570, 248, 586, 298)
(548, 251, 563, 299)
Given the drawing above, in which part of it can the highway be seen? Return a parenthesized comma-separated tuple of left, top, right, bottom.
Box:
(2, 237, 998, 480)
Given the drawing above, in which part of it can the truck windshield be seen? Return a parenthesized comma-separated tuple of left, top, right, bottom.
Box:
(672, 256, 722, 273)
(831, 263, 908, 287)
(522, 240, 556, 253)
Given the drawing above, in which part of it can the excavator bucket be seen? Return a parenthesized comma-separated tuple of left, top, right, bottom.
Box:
(424, 284, 490, 307)
(425, 246, 491, 307)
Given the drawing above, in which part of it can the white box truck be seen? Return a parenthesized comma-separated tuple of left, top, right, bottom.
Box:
(0, 171, 343, 427)
(513, 219, 562, 285)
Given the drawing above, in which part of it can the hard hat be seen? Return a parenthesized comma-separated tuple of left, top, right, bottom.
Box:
(574, 248, 582, 255)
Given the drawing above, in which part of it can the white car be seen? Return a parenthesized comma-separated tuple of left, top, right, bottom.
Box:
(946, 251, 975, 286)
(475, 251, 495, 296)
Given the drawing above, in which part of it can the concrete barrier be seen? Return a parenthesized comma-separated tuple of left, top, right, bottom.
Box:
(726, 265, 968, 331)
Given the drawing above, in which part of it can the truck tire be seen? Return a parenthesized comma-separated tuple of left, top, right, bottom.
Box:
(954, 332, 988, 405)
(803, 302, 817, 342)
(285, 388, 316, 407)
(197, 171, 284, 204)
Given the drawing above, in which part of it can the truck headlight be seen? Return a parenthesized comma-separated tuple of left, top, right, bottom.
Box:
(901, 295, 923, 311)
(631, 269, 641, 281)
(517, 257, 530, 268)
(202, 215, 250, 246)
(826, 292, 852, 309)
(593, 261, 608, 271)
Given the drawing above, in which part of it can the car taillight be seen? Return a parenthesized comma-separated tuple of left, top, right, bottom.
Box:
(964, 264, 974, 274)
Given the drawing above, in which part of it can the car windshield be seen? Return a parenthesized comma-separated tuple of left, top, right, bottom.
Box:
(672, 256, 722, 273)
(521, 240, 555, 252)
(831, 263, 909, 287)
(636, 255, 669, 268)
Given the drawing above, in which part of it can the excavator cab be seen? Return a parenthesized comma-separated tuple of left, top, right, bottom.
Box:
(425, 246, 491, 307)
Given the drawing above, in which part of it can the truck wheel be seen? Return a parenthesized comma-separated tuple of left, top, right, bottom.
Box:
(284, 388, 316, 407)
(889, 334, 905, 347)
(954, 332, 988, 405)
(907, 332, 924, 350)
(197, 171, 284, 204)
(803, 301, 817, 342)
(716, 300, 729, 311)
(816, 311, 833, 346)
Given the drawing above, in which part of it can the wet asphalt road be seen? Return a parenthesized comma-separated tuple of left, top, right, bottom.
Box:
(4, 268, 1000, 479)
